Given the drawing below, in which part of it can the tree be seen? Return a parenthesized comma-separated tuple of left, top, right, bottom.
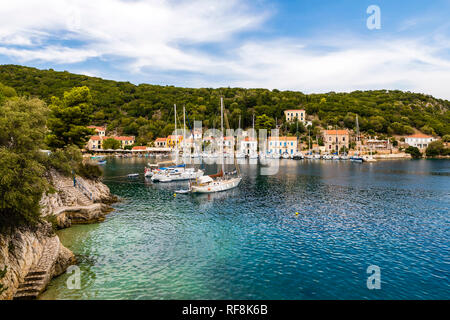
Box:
(425, 140, 445, 157)
(442, 135, 450, 142)
(405, 146, 422, 159)
(255, 114, 275, 131)
(0, 98, 49, 229)
(102, 138, 121, 150)
(46, 86, 95, 149)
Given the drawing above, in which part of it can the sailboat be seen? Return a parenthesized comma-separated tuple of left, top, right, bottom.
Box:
(248, 114, 259, 159)
(190, 97, 242, 193)
(350, 115, 364, 163)
(152, 104, 204, 182)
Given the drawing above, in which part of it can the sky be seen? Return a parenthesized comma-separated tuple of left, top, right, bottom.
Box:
(0, 0, 449, 99)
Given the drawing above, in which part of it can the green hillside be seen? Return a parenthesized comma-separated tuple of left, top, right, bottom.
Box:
(0, 64, 448, 145)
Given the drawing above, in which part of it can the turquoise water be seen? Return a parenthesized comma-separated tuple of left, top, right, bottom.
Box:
(40, 159, 449, 299)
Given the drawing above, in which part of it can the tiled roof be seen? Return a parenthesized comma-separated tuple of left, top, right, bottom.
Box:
(324, 130, 349, 135)
(87, 126, 106, 131)
(268, 136, 297, 141)
(90, 136, 102, 141)
(284, 109, 305, 112)
(407, 134, 433, 138)
(114, 136, 135, 141)
(155, 138, 167, 142)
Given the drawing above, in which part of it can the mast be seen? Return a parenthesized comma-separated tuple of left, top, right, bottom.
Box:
(174, 104, 178, 163)
(220, 97, 225, 175)
(183, 105, 186, 147)
(356, 115, 360, 155)
(335, 125, 339, 155)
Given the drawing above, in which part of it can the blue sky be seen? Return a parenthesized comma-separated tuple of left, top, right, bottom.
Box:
(0, 0, 449, 99)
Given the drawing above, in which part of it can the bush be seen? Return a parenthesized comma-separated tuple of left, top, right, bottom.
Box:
(78, 163, 102, 180)
(405, 146, 422, 159)
(426, 141, 446, 157)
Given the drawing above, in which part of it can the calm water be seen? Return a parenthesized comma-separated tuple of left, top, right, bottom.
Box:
(40, 158, 449, 300)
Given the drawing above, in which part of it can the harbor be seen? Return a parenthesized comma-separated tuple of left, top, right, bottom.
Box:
(39, 157, 449, 300)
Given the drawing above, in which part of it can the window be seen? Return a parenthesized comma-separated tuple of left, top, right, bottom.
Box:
(343, 137, 345, 141)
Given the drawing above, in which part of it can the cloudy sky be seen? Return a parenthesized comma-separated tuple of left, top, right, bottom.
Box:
(0, 0, 449, 99)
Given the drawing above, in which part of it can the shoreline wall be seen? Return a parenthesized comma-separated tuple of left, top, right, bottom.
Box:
(0, 170, 117, 300)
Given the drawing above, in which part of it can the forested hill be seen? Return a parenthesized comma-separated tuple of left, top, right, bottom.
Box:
(0, 64, 448, 145)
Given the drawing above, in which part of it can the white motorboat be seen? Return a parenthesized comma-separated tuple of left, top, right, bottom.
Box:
(313, 153, 321, 160)
(152, 166, 204, 182)
(281, 152, 290, 159)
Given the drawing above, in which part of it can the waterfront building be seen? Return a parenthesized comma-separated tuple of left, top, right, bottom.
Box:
(323, 129, 349, 153)
(284, 109, 306, 123)
(114, 136, 135, 149)
(87, 135, 103, 150)
(223, 136, 235, 154)
(154, 138, 167, 148)
(240, 136, 258, 155)
(405, 134, 436, 149)
(365, 139, 391, 150)
(268, 136, 298, 155)
(166, 135, 183, 148)
(86, 135, 135, 151)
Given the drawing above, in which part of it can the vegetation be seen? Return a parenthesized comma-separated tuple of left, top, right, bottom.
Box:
(102, 137, 121, 150)
(0, 82, 102, 230)
(405, 146, 422, 159)
(0, 96, 49, 229)
(46, 86, 95, 149)
(425, 141, 449, 157)
(0, 65, 448, 146)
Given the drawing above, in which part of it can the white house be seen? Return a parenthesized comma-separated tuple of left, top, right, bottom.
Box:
(405, 134, 436, 149)
(240, 136, 257, 155)
(268, 136, 298, 155)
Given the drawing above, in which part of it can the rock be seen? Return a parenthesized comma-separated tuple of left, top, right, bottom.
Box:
(0, 170, 117, 300)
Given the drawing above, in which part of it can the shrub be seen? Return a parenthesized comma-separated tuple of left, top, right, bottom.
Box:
(78, 163, 102, 180)
(405, 146, 422, 159)
(426, 141, 445, 157)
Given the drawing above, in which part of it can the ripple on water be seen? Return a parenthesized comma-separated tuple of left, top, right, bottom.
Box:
(39, 159, 450, 300)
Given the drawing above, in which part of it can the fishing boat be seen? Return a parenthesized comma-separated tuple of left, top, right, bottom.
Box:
(97, 159, 107, 165)
(191, 97, 242, 193)
(293, 151, 304, 160)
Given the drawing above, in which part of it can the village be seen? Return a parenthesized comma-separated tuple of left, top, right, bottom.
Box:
(84, 108, 444, 161)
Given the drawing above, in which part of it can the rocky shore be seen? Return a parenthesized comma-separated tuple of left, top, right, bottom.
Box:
(0, 170, 117, 300)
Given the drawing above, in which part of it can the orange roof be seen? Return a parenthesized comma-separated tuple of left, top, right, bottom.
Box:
(113, 136, 135, 141)
(132, 146, 147, 150)
(324, 130, 349, 135)
(90, 135, 102, 141)
(224, 136, 234, 140)
(268, 136, 297, 141)
(244, 136, 257, 141)
(284, 109, 305, 112)
(167, 135, 182, 139)
(407, 134, 433, 138)
(87, 126, 106, 131)
(155, 138, 167, 142)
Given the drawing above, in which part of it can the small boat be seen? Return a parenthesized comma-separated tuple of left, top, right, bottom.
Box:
(282, 152, 290, 159)
(350, 155, 364, 163)
(98, 159, 107, 165)
(127, 173, 139, 178)
(293, 152, 304, 160)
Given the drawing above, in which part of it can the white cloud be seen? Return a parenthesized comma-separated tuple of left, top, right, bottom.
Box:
(0, 0, 450, 100)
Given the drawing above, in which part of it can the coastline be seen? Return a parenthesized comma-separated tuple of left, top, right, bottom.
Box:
(0, 170, 118, 300)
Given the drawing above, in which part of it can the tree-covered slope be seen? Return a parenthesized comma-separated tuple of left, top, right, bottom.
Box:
(0, 64, 448, 144)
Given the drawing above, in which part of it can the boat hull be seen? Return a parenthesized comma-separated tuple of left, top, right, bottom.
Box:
(191, 177, 242, 193)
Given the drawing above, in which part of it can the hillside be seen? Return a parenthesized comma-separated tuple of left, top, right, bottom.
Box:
(0, 64, 448, 145)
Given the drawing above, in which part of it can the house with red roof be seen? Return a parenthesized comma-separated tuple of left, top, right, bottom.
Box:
(405, 134, 436, 149)
(323, 129, 349, 153)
